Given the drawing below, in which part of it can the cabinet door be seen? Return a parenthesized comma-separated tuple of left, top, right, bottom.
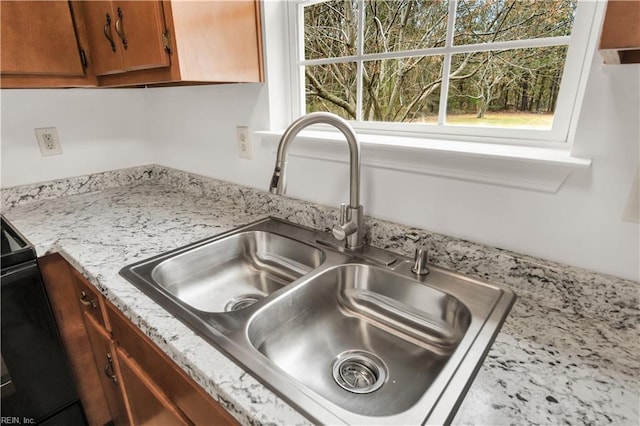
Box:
(113, 1, 170, 71)
(116, 348, 190, 426)
(78, 1, 122, 75)
(107, 303, 238, 425)
(84, 315, 130, 426)
(599, 0, 640, 64)
(81, 0, 169, 75)
(1, 1, 85, 76)
(38, 254, 111, 425)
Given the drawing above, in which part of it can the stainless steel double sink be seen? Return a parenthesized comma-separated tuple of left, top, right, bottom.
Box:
(120, 217, 516, 425)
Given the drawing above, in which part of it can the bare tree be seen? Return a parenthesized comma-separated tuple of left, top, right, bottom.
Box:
(303, 0, 576, 123)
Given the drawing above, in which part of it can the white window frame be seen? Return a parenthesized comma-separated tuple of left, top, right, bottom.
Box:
(258, 0, 606, 193)
(287, 0, 601, 148)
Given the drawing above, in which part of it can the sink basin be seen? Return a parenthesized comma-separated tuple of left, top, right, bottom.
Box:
(120, 217, 516, 425)
(248, 263, 471, 416)
(122, 227, 324, 313)
(121, 223, 324, 313)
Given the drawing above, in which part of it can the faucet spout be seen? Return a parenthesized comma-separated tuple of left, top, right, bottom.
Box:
(269, 112, 364, 249)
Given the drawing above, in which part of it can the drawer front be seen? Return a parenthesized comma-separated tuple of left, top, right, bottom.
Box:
(71, 269, 106, 328)
(106, 303, 237, 426)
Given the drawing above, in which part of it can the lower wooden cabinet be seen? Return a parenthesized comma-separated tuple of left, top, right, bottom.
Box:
(116, 349, 190, 426)
(84, 314, 130, 425)
(107, 302, 236, 425)
(39, 254, 238, 426)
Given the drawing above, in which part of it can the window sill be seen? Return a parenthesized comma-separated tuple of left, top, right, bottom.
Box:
(256, 130, 591, 193)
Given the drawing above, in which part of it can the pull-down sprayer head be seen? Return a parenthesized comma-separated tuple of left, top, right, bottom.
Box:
(268, 112, 364, 249)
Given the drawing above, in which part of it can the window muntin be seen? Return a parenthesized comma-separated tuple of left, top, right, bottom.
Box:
(295, 0, 595, 143)
(454, 0, 576, 45)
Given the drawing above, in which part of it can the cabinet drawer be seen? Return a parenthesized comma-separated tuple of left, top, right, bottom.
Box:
(71, 269, 106, 329)
(106, 303, 237, 426)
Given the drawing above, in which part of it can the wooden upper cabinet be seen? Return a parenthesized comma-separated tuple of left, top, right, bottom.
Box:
(0, 1, 96, 87)
(599, 0, 640, 64)
(95, 0, 264, 86)
(2, 0, 262, 88)
(168, 0, 263, 82)
(79, 1, 169, 76)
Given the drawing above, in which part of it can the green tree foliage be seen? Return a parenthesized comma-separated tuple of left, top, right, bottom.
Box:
(303, 0, 577, 125)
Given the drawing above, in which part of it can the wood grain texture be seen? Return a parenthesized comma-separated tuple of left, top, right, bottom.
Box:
(170, 0, 262, 82)
(1, 1, 84, 75)
(71, 268, 107, 328)
(84, 314, 132, 426)
(97, 0, 263, 86)
(107, 302, 239, 426)
(77, 1, 123, 75)
(2, 0, 262, 87)
(117, 348, 190, 426)
(114, 1, 170, 71)
(38, 254, 112, 426)
(599, 0, 640, 64)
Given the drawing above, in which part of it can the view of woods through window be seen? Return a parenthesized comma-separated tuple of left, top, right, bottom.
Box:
(302, 0, 577, 130)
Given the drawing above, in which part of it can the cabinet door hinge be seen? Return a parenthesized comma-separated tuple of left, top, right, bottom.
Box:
(162, 30, 171, 54)
(80, 48, 88, 69)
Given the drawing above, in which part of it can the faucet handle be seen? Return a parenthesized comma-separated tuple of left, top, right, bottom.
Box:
(411, 245, 430, 275)
(333, 221, 358, 241)
(332, 203, 357, 241)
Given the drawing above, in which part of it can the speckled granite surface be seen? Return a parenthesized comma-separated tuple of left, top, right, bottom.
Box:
(2, 165, 638, 425)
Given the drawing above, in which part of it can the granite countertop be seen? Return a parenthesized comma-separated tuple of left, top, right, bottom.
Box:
(2, 165, 638, 425)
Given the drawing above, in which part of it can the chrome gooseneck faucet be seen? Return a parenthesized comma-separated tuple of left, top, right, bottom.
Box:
(269, 112, 364, 249)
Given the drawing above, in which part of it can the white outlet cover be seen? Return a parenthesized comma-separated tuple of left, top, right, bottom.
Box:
(35, 127, 63, 156)
(623, 167, 639, 223)
(236, 126, 252, 160)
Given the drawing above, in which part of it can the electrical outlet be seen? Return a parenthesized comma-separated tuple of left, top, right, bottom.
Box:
(236, 126, 252, 159)
(623, 167, 639, 223)
(35, 127, 63, 156)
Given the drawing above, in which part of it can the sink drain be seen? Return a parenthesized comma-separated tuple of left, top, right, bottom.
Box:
(224, 294, 263, 311)
(332, 350, 387, 394)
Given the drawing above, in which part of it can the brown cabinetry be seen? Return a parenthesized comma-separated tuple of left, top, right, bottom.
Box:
(107, 302, 236, 425)
(84, 315, 130, 426)
(39, 254, 238, 426)
(116, 349, 190, 426)
(91, 0, 264, 86)
(2, 0, 263, 88)
(599, 0, 640, 64)
(0, 1, 96, 87)
(79, 1, 170, 76)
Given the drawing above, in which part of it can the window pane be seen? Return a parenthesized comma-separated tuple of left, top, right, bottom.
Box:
(446, 46, 568, 129)
(454, 0, 577, 45)
(304, 0, 359, 60)
(364, 0, 448, 54)
(362, 56, 442, 123)
(305, 63, 358, 120)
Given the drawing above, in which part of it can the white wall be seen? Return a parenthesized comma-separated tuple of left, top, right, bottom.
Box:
(144, 1, 639, 282)
(144, 83, 271, 188)
(1, 1, 638, 281)
(1, 89, 151, 187)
